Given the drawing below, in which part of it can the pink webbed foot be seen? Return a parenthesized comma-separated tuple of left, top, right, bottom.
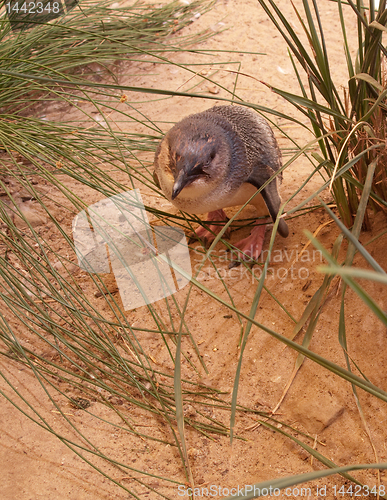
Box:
(229, 221, 267, 268)
(189, 209, 231, 247)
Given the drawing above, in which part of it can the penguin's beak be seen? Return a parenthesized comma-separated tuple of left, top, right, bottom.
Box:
(172, 156, 205, 200)
(171, 169, 189, 200)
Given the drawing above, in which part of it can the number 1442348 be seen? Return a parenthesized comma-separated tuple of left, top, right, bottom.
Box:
(5, 2, 61, 14)
(333, 485, 385, 496)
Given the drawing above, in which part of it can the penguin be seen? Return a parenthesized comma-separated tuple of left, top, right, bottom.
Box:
(153, 105, 288, 264)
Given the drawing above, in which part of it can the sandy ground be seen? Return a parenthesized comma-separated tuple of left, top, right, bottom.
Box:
(2, 1, 387, 499)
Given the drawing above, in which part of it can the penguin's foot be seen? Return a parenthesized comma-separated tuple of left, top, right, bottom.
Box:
(229, 222, 266, 268)
(189, 209, 231, 247)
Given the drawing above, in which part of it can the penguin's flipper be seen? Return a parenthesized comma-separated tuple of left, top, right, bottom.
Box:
(247, 166, 289, 238)
(153, 170, 161, 189)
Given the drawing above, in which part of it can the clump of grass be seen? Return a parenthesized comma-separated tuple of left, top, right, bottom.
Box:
(0, 0, 214, 105)
(258, 0, 387, 228)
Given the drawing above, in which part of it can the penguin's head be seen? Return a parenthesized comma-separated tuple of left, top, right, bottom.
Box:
(167, 126, 231, 201)
(171, 135, 219, 199)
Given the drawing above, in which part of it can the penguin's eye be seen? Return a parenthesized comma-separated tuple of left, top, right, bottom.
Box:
(204, 151, 216, 167)
(190, 164, 209, 179)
